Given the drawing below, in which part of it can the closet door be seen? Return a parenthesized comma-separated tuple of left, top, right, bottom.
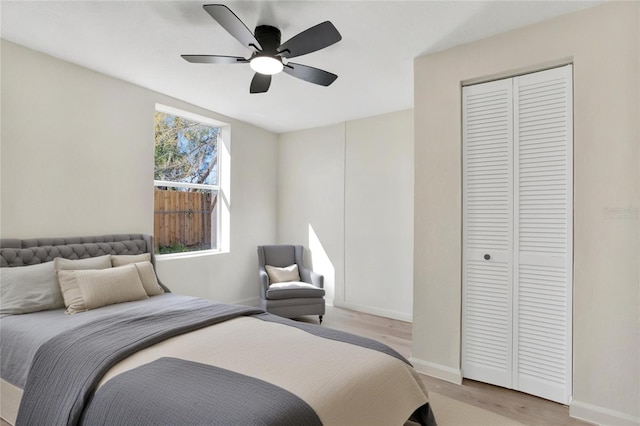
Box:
(462, 65, 573, 404)
(462, 79, 514, 388)
(513, 65, 572, 404)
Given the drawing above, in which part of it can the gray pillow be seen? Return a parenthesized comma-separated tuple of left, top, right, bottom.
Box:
(0, 262, 65, 314)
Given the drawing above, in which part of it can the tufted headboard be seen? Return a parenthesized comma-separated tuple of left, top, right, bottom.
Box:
(0, 234, 168, 291)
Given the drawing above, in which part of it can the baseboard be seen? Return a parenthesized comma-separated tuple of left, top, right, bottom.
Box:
(570, 400, 640, 426)
(333, 300, 412, 322)
(232, 296, 259, 307)
(410, 357, 463, 385)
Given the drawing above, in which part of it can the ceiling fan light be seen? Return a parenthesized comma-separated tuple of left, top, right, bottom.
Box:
(250, 56, 283, 75)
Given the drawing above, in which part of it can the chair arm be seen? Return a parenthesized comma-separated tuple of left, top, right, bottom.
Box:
(309, 270, 324, 289)
(299, 265, 324, 288)
(258, 268, 270, 299)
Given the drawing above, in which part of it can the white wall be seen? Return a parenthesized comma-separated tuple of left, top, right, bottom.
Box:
(277, 110, 414, 321)
(0, 39, 278, 305)
(412, 3, 639, 425)
(277, 123, 345, 305)
(344, 111, 414, 321)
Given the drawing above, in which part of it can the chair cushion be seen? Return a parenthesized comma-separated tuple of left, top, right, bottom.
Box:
(266, 281, 325, 300)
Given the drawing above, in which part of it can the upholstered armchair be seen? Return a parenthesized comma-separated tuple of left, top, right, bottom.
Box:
(257, 245, 325, 324)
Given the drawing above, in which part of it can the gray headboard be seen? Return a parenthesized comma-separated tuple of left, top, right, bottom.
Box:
(0, 234, 169, 291)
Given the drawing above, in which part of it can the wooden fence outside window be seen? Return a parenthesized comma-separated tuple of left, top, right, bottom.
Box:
(154, 189, 216, 251)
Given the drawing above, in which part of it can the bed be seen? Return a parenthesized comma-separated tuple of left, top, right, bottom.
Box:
(0, 234, 436, 426)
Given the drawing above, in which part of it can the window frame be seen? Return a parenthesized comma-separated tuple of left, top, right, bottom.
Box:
(154, 104, 230, 258)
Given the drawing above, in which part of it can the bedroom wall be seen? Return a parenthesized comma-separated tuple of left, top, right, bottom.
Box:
(412, 2, 639, 425)
(277, 123, 345, 308)
(0, 39, 278, 305)
(344, 111, 414, 321)
(277, 110, 414, 321)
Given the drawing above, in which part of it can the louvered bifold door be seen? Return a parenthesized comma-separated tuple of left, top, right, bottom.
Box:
(513, 65, 572, 404)
(462, 79, 514, 388)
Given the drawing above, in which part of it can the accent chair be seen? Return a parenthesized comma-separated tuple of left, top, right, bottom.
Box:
(257, 245, 325, 324)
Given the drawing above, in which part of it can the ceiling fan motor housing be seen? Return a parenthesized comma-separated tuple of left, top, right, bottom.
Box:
(254, 25, 281, 55)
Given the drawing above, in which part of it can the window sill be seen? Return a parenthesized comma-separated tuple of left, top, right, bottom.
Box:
(155, 249, 228, 261)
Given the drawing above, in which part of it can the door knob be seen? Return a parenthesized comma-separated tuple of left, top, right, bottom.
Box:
(484, 254, 491, 260)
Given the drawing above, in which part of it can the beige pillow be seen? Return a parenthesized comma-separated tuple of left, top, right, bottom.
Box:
(132, 261, 164, 296)
(57, 264, 148, 314)
(54, 254, 112, 271)
(111, 253, 151, 267)
(265, 264, 301, 284)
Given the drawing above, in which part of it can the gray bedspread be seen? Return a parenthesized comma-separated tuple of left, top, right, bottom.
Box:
(1, 297, 166, 388)
(81, 357, 322, 426)
(15, 296, 262, 426)
(11, 294, 436, 426)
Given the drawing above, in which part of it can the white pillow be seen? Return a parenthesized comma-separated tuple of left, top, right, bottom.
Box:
(57, 264, 148, 314)
(265, 264, 301, 284)
(0, 262, 64, 314)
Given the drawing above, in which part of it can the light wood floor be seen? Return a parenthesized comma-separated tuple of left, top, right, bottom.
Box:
(298, 306, 593, 426)
(1, 306, 592, 426)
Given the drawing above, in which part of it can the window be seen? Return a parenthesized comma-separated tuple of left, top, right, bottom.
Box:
(154, 105, 229, 255)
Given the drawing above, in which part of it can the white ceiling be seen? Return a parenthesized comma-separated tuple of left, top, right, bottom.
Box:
(1, 0, 600, 133)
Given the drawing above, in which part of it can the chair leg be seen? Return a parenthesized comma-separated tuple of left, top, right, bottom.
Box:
(319, 315, 323, 324)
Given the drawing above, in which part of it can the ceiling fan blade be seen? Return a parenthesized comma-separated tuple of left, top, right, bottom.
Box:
(283, 63, 338, 86)
(278, 21, 342, 59)
(181, 55, 248, 64)
(203, 4, 262, 51)
(250, 73, 272, 93)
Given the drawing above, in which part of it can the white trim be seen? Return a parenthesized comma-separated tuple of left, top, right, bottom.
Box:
(333, 300, 412, 323)
(570, 400, 640, 426)
(217, 125, 231, 252)
(155, 103, 228, 128)
(154, 180, 218, 191)
(410, 358, 463, 385)
(155, 249, 222, 260)
(461, 57, 573, 87)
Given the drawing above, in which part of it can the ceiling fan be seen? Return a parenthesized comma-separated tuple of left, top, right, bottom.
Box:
(181, 4, 342, 94)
